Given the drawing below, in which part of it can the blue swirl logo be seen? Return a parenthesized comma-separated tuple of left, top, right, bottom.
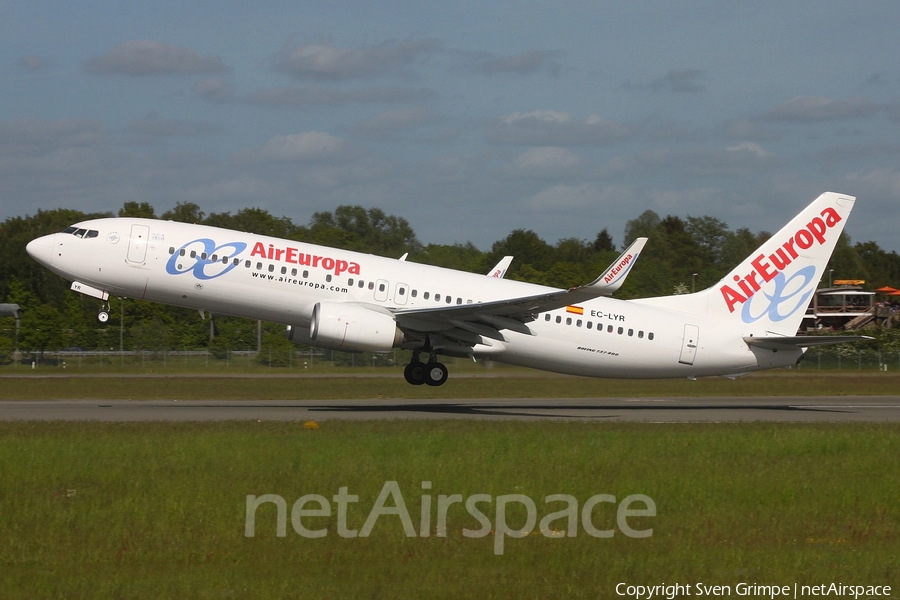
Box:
(741, 265, 816, 324)
(166, 239, 247, 280)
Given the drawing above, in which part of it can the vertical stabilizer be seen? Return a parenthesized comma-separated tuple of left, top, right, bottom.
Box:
(708, 192, 855, 335)
(635, 192, 856, 336)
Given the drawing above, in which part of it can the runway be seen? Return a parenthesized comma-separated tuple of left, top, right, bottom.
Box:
(2, 396, 900, 422)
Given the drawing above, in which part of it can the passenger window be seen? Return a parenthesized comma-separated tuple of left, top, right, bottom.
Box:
(576, 319, 582, 327)
(256, 262, 262, 270)
(424, 292, 430, 300)
(281, 266, 287, 274)
(456, 297, 462, 305)
(566, 318, 572, 325)
(211, 254, 217, 262)
(607, 325, 613, 333)
(245, 260, 251, 268)
(191, 251, 197, 258)
(169, 247, 175, 255)
(628, 329, 634, 336)
(180, 249, 186, 257)
(291, 268, 297, 276)
(368, 282, 375, 290)
(268, 264, 274, 272)
(446, 296, 452, 304)
(556, 316, 561, 323)
(638, 331, 644, 339)
(378, 283, 385, 292)
(649, 333, 655, 341)
(435, 294, 441, 302)
(233, 258, 240, 266)
(411, 290, 417, 298)
(545, 314, 551, 321)
(358, 280, 364, 288)
(618, 327, 624, 335)
(303, 271, 309, 278)
(398, 287, 406, 296)
(587, 322, 593, 329)
(327, 275, 333, 282)
(348, 278, 354, 286)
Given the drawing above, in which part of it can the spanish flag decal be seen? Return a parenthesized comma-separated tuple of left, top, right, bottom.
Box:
(566, 305, 584, 315)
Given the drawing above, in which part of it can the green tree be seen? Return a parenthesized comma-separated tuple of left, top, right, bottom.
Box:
(118, 202, 156, 218)
(161, 202, 205, 224)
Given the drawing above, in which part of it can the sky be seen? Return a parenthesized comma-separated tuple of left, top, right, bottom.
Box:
(2, 1, 900, 254)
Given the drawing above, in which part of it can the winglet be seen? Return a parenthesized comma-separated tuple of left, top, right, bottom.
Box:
(577, 237, 648, 296)
(487, 256, 514, 279)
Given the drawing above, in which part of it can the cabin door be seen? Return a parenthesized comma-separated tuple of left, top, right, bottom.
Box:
(678, 324, 700, 365)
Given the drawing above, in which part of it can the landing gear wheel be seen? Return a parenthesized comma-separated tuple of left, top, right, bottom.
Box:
(404, 361, 426, 385)
(97, 310, 110, 323)
(424, 362, 448, 387)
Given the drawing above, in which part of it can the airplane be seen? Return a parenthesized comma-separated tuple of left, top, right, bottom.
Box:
(25, 191, 869, 386)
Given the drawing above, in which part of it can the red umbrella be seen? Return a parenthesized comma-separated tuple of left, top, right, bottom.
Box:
(875, 286, 899, 293)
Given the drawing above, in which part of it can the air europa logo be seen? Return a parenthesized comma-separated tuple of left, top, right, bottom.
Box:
(167, 239, 247, 280)
(719, 207, 842, 317)
(604, 254, 635, 284)
(250, 242, 360, 276)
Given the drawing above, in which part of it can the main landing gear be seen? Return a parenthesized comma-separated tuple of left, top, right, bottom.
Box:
(404, 352, 448, 386)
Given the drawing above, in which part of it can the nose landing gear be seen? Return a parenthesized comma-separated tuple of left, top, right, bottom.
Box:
(403, 351, 448, 386)
(97, 303, 110, 323)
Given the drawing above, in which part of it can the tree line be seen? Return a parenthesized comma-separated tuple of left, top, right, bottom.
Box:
(2, 200, 899, 362)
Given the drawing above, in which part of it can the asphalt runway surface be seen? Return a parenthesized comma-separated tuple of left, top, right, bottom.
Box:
(2, 396, 900, 422)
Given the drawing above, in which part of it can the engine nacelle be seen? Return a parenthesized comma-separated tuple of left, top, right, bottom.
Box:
(299, 302, 403, 352)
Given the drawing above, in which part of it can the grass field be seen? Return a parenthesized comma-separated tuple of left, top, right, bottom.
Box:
(2, 369, 900, 400)
(0, 420, 897, 598)
(1, 371, 898, 598)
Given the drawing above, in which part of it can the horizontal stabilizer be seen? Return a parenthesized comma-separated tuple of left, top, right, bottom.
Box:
(744, 335, 873, 351)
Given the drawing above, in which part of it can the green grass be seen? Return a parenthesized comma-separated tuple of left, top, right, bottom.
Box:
(1, 421, 898, 598)
(1, 370, 900, 400)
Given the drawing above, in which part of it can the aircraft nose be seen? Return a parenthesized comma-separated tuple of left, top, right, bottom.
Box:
(26, 234, 54, 267)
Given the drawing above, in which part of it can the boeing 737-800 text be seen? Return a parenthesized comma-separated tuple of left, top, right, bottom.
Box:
(26, 192, 867, 386)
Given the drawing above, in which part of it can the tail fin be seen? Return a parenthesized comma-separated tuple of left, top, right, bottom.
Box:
(639, 192, 855, 336)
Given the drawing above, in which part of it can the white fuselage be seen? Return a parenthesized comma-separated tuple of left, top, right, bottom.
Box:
(26, 217, 799, 380)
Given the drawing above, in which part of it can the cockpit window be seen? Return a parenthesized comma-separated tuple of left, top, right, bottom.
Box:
(61, 226, 99, 238)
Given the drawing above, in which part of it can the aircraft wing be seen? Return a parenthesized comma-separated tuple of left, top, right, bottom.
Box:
(393, 238, 648, 342)
(743, 335, 873, 351)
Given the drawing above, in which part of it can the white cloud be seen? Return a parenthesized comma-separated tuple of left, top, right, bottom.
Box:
(512, 147, 581, 173)
(244, 85, 437, 108)
(726, 142, 772, 159)
(763, 96, 878, 122)
(524, 183, 602, 211)
(234, 132, 349, 164)
(353, 107, 432, 138)
(83, 40, 230, 76)
(193, 78, 235, 103)
(274, 39, 441, 81)
(488, 111, 632, 146)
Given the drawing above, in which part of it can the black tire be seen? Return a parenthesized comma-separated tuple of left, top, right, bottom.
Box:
(424, 362, 448, 386)
(404, 361, 426, 385)
(97, 311, 110, 324)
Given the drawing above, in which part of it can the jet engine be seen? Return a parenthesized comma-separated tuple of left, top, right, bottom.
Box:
(288, 302, 403, 352)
